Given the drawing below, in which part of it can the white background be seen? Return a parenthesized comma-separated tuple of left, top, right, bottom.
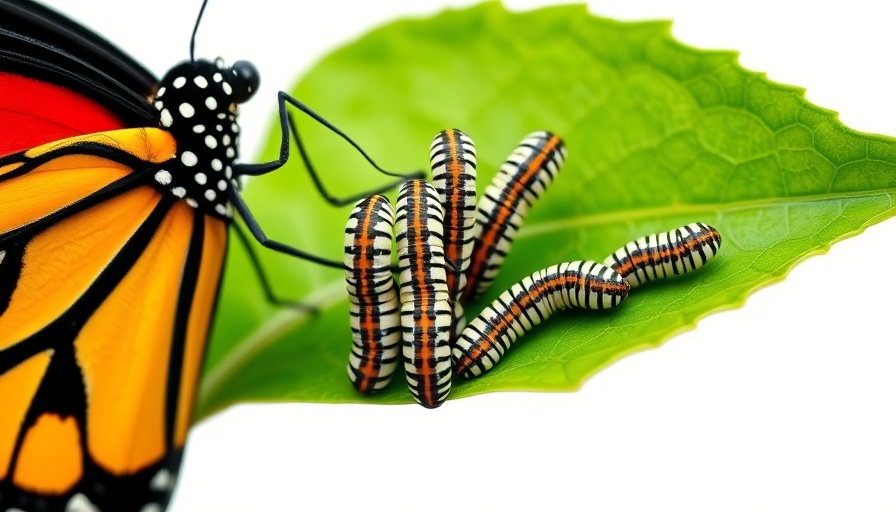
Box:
(42, 1, 896, 511)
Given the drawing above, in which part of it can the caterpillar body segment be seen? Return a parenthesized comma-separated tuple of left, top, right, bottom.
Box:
(344, 195, 402, 393)
(430, 128, 477, 305)
(395, 179, 454, 408)
(453, 300, 467, 338)
(463, 131, 567, 303)
(453, 261, 629, 379)
(603, 223, 722, 288)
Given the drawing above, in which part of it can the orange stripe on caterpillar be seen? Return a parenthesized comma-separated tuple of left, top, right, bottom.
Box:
(395, 179, 453, 408)
(603, 223, 722, 288)
(453, 261, 628, 379)
(463, 131, 566, 302)
(430, 128, 477, 305)
(344, 195, 401, 394)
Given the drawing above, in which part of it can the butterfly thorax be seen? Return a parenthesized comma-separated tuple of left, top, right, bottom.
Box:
(150, 58, 258, 219)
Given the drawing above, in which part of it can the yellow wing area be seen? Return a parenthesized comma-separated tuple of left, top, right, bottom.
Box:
(0, 128, 176, 236)
(0, 128, 228, 497)
(0, 351, 51, 481)
(0, 187, 161, 348)
(13, 414, 82, 494)
(22, 128, 176, 164)
(176, 216, 227, 447)
(74, 203, 193, 475)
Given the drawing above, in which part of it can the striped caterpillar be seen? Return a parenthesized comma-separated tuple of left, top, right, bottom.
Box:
(343, 128, 722, 405)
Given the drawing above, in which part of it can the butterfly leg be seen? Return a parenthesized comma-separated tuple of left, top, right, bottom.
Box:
(284, 112, 421, 205)
(230, 93, 425, 302)
(228, 190, 343, 269)
(233, 92, 424, 203)
(229, 222, 318, 312)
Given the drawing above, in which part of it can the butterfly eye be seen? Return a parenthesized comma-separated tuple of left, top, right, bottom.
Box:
(229, 60, 259, 103)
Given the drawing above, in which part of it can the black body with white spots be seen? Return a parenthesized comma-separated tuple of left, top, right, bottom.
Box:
(0, 1, 423, 510)
(151, 59, 258, 219)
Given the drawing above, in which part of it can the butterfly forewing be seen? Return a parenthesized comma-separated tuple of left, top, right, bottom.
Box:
(0, 1, 239, 508)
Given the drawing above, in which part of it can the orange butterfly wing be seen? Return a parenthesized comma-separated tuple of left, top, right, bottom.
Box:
(0, 127, 227, 510)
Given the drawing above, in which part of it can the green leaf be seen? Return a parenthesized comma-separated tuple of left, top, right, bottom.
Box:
(194, 2, 896, 420)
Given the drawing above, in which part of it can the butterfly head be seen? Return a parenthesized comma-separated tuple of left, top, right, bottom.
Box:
(150, 58, 259, 218)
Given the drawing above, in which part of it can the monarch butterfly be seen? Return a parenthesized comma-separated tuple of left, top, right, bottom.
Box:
(395, 179, 453, 409)
(452, 261, 630, 379)
(462, 131, 567, 302)
(603, 223, 722, 288)
(0, 0, 418, 510)
(344, 195, 401, 394)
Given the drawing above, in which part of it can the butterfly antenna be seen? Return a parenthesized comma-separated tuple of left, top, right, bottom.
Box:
(190, 0, 210, 62)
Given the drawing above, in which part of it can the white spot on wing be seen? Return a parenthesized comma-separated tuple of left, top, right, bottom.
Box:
(222, 82, 232, 95)
(213, 72, 223, 82)
(0, 250, 6, 266)
(66, 493, 99, 512)
(204, 135, 217, 149)
(215, 204, 228, 216)
(179, 103, 195, 118)
(172, 186, 186, 198)
(217, 179, 227, 191)
(160, 109, 173, 127)
(204, 189, 217, 201)
(193, 76, 208, 88)
(205, 97, 218, 110)
(194, 172, 207, 185)
(225, 147, 235, 158)
(192, 124, 206, 133)
(172, 76, 186, 88)
(156, 86, 166, 97)
(211, 159, 223, 171)
(185, 198, 199, 208)
(181, 151, 198, 167)
(154, 170, 172, 185)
